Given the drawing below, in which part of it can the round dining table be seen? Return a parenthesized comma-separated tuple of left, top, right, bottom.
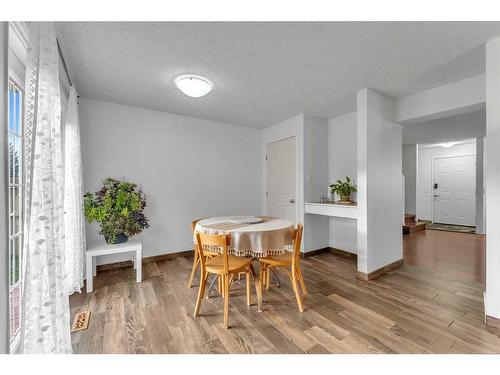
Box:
(194, 215, 294, 311)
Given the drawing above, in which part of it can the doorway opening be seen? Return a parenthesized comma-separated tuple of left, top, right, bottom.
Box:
(417, 139, 480, 234)
(403, 135, 485, 287)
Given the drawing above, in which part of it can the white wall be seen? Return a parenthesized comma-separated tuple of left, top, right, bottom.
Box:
(395, 74, 485, 125)
(357, 88, 403, 274)
(328, 111, 357, 253)
(403, 110, 486, 145)
(79, 98, 263, 264)
(476, 138, 485, 234)
(303, 115, 329, 252)
(485, 36, 500, 320)
(402, 144, 417, 214)
(417, 141, 476, 221)
(304, 115, 329, 203)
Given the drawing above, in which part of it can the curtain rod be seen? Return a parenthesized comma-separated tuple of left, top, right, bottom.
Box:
(56, 38, 72, 87)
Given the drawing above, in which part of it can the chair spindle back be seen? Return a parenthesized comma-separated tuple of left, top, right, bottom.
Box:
(195, 232, 231, 274)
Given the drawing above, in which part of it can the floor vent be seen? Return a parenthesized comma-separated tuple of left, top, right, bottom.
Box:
(71, 311, 91, 333)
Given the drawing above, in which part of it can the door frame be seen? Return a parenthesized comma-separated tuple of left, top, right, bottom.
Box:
(265, 136, 297, 223)
(262, 116, 304, 226)
(431, 154, 476, 225)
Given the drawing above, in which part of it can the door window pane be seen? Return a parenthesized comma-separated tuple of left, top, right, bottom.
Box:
(14, 237, 20, 284)
(13, 137, 21, 184)
(13, 186, 19, 234)
(9, 186, 13, 217)
(7, 78, 24, 345)
(14, 89, 21, 135)
(8, 87, 14, 132)
(9, 238, 14, 288)
(8, 134, 14, 183)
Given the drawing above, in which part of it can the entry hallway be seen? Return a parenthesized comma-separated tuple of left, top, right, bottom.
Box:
(69, 230, 499, 354)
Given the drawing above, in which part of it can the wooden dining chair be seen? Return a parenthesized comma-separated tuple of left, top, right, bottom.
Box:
(193, 232, 260, 329)
(258, 223, 306, 312)
(187, 218, 220, 288)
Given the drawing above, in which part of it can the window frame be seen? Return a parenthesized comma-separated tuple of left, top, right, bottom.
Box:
(7, 70, 25, 352)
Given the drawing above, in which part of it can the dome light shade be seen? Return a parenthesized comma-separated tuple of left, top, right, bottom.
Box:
(174, 74, 213, 98)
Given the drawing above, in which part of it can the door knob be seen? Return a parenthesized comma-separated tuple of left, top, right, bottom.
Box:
(289, 199, 295, 204)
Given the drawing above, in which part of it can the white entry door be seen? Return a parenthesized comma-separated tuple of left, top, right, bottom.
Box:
(433, 155, 476, 226)
(266, 136, 296, 224)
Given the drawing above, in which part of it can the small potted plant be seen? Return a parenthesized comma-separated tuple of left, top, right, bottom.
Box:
(84, 178, 150, 244)
(329, 176, 357, 203)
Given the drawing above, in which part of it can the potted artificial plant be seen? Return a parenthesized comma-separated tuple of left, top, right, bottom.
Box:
(84, 178, 150, 244)
(329, 176, 357, 203)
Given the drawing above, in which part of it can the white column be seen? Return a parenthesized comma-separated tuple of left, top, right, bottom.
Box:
(475, 137, 485, 235)
(485, 37, 500, 320)
(357, 88, 403, 277)
(402, 144, 418, 215)
(0, 22, 9, 354)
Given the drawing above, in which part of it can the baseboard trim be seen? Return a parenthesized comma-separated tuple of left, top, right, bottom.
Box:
(97, 249, 193, 272)
(486, 314, 500, 330)
(329, 247, 358, 260)
(98, 245, 357, 271)
(143, 249, 193, 263)
(356, 258, 404, 281)
(301, 247, 358, 259)
(301, 247, 330, 258)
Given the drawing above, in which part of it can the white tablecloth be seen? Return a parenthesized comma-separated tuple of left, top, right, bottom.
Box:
(194, 216, 293, 257)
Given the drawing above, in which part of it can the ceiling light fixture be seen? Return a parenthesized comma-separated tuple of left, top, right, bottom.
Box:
(174, 74, 213, 98)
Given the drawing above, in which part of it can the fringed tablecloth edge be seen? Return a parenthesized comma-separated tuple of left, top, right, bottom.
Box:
(201, 245, 292, 258)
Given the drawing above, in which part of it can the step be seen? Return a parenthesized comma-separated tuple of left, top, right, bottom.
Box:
(403, 221, 426, 234)
(404, 213, 416, 225)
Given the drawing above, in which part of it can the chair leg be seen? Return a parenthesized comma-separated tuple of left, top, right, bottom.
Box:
(217, 274, 222, 294)
(265, 268, 270, 290)
(194, 271, 208, 317)
(296, 266, 307, 295)
(219, 275, 225, 297)
(258, 264, 264, 300)
(252, 264, 263, 312)
(219, 274, 224, 297)
(223, 273, 230, 328)
(246, 271, 251, 306)
(290, 269, 304, 312)
(187, 250, 199, 288)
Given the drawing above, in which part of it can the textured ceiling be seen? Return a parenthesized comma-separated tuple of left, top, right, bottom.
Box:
(56, 22, 500, 128)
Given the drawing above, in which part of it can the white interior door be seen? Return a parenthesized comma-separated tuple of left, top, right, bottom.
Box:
(266, 136, 296, 224)
(433, 155, 476, 226)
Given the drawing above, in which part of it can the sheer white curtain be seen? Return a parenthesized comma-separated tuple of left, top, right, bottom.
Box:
(63, 85, 86, 294)
(21, 22, 72, 354)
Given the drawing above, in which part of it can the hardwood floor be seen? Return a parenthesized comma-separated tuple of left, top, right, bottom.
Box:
(404, 229, 485, 286)
(70, 230, 499, 354)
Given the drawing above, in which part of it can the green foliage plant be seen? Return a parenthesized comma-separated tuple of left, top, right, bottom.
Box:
(84, 178, 150, 243)
(329, 176, 357, 202)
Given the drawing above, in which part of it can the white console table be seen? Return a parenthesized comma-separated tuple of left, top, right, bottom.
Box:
(305, 202, 358, 219)
(86, 240, 142, 293)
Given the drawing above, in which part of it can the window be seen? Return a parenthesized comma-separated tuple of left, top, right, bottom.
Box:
(8, 77, 24, 347)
